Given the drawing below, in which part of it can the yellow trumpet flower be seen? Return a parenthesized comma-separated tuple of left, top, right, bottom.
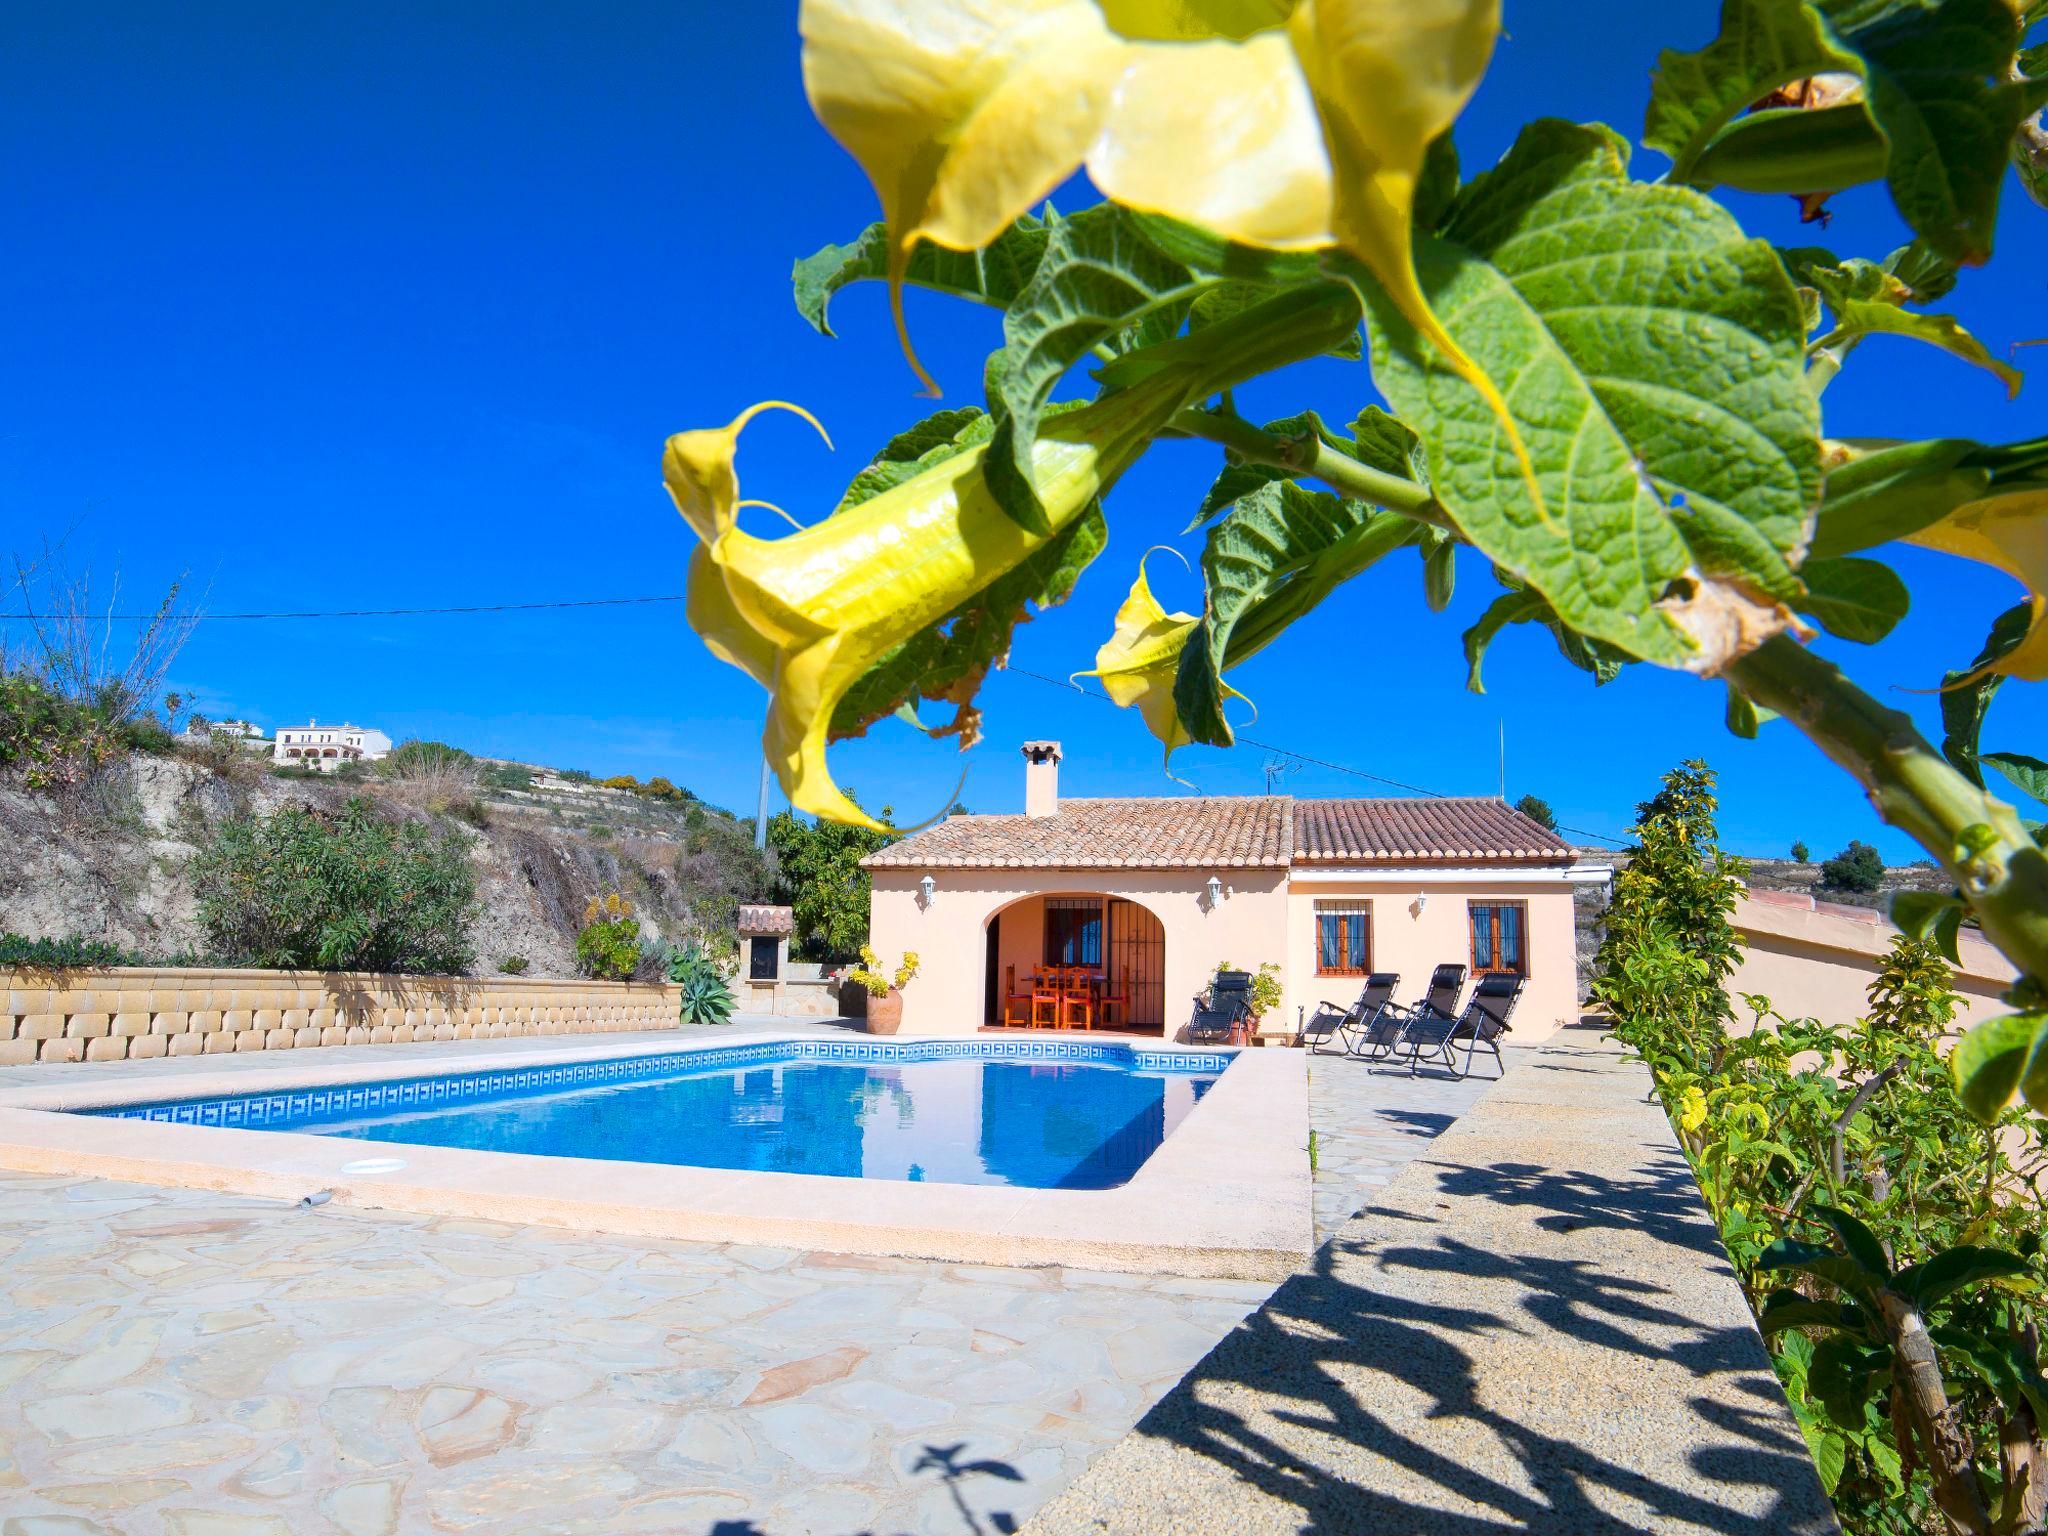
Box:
(669, 381, 1186, 830)
(1072, 552, 1249, 774)
(799, 0, 1497, 400)
(1908, 489, 2048, 682)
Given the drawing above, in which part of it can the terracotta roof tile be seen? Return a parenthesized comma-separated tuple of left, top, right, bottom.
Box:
(1292, 797, 1572, 864)
(864, 797, 1293, 870)
(736, 904, 795, 935)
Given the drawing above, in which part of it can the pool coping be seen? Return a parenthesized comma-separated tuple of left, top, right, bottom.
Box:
(0, 1031, 1312, 1280)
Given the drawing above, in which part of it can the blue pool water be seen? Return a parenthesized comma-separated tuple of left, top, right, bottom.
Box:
(85, 1040, 1229, 1190)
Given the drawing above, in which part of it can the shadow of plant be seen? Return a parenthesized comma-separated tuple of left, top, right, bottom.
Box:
(1103, 1155, 1831, 1533)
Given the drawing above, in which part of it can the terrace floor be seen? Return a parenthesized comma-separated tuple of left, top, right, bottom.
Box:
(0, 1029, 1515, 1535)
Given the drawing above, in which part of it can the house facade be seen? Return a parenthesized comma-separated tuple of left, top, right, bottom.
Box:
(272, 720, 393, 771)
(864, 742, 1608, 1043)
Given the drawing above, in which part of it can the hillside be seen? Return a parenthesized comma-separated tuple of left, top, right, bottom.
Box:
(0, 748, 766, 978)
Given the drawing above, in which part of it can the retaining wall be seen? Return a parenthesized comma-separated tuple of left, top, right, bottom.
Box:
(1, 966, 682, 1065)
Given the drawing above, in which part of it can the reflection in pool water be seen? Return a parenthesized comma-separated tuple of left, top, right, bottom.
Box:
(173, 1052, 1225, 1190)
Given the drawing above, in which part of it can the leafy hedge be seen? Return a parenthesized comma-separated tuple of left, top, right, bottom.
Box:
(1600, 764, 2047, 1533)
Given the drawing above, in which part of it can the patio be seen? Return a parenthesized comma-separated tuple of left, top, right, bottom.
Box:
(0, 1028, 1507, 1534)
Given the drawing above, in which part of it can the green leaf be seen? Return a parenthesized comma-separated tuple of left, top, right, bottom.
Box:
(1362, 120, 1820, 672)
(1349, 406, 1430, 487)
(1807, 1424, 1848, 1494)
(1940, 601, 2034, 781)
(831, 407, 989, 514)
(1891, 1245, 2033, 1307)
(1758, 1291, 1861, 1332)
(793, 214, 1053, 335)
(1891, 888, 1964, 940)
(1821, 0, 2035, 264)
(827, 503, 1109, 745)
(1122, 211, 1325, 287)
(1809, 1333, 1887, 1428)
(983, 205, 1216, 534)
(1984, 751, 2048, 806)
(1172, 482, 1423, 746)
(1645, 0, 1863, 179)
(1952, 1011, 2048, 1123)
(1463, 582, 1632, 694)
(1792, 555, 1911, 642)
(1810, 1203, 1893, 1285)
(1784, 245, 2015, 390)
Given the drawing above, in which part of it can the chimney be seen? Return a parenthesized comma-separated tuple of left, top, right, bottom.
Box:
(1022, 740, 1061, 819)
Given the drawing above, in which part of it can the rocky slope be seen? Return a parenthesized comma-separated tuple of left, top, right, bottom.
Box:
(0, 751, 759, 978)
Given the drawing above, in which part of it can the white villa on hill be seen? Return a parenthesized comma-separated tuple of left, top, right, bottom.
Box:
(865, 741, 1610, 1043)
(272, 720, 392, 772)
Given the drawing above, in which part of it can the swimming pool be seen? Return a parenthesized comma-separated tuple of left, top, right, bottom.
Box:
(82, 1039, 1229, 1191)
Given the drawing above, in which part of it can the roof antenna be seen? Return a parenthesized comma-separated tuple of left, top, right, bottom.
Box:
(1499, 719, 1506, 801)
(1262, 755, 1302, 796)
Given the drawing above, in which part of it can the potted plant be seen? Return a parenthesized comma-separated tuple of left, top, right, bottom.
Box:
(846, 946, 919, 1034)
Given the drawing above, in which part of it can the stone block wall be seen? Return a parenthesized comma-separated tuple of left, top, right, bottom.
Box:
(0, 966, 682, 1066)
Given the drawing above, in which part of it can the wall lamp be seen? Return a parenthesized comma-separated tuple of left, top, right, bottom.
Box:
(1205, 875, 1224, 911)
(918, 874, 936, 908)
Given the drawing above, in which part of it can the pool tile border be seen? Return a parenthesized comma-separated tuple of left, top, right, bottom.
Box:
(87, 1037, 1225, 1130)
(0, 1031, 1312, 1279)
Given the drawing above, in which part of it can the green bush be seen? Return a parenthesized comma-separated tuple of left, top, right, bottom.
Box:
(497, 955, 529, 975)
(1819, 840, 1886, 895)
(482, 763, 534, 792)
(191, 799, 477, 973)
(575, 893, 639, 981)
(667, 944, 735, 1025)
(1791, 840, 1811, 863)
(379, 739, 472, 777)
(1511, 793, 1557, 832)
(0, 672, 122, 793)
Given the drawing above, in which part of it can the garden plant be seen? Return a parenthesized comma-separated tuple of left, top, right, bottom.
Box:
(1601, 763, 2048, 1533)
(665, 8, 2048, 1524)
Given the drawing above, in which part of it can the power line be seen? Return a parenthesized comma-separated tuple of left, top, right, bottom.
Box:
(1001, 663, 1628, 848)
(0, 585, 1628, 846)
(0, 594, 688, 622)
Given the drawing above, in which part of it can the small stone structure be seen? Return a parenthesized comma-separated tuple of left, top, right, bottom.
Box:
(733, 905, 839, 1018)
(1, 966, 677, 1065)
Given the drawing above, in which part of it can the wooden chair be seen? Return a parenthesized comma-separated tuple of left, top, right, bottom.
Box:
(999, 965, 1034, 1028)
(1097, 967, 1132, 1031)
(1059, 978, 1096, 1030)
(1029, 971, 1061, 1028)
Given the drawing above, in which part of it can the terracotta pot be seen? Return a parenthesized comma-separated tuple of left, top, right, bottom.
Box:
(864, 987, 904, 1035)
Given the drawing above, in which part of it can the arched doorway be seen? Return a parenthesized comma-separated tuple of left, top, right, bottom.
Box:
(981, 894, 1168, 1033)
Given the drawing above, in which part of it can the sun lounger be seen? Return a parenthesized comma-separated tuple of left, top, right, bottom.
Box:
(1188, 970, 1255, 1046)
(1391, 973, 1523, 1079)
(1298, 973, 1401, 1057)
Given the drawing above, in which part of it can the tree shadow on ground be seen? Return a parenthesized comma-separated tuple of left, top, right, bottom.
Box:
(702, 1443, 1026, 1536)
(1108, 1152, 1832, 1534)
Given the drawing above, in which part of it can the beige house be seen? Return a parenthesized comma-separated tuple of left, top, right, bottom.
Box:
(865, 742, 1607, 1043)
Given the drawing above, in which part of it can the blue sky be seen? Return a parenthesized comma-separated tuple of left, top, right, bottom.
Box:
(1, 2, 2041, 859)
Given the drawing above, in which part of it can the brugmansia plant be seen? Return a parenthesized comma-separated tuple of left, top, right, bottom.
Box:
(669, 3, 2048, 1116)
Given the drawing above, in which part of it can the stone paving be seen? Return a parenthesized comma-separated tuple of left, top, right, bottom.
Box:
(0, 1033, 1516, 1535)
